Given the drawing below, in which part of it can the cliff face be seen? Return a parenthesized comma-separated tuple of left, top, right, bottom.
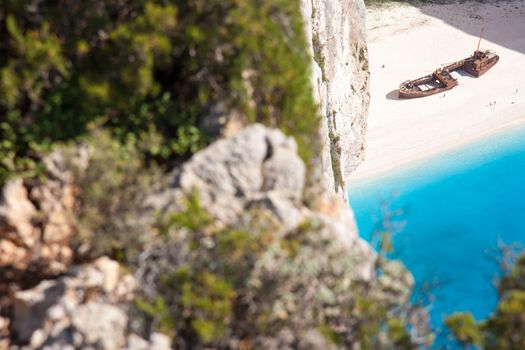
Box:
(301, 0, 370, 197)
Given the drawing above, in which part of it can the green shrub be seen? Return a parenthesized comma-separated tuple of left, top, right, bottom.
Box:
(0, 0, 319, 184)
(446, 252, 525, 349)
(72, 129, 163, 262)
(445, 313, 482, 349)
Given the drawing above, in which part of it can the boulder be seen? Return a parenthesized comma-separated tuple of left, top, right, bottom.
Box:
(150, 124, 305, 227)
(71, 302, 127, 349)
(0, 146, 88, 292)
(11, 257, 136, 349)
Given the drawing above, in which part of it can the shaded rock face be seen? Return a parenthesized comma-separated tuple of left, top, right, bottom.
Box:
(0, 147, 89, 295)
(301, 0, 370, 197)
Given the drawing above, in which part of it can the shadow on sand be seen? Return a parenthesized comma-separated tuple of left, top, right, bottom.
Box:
(386, 89, 402, 100)
(415, 1, 525, 55)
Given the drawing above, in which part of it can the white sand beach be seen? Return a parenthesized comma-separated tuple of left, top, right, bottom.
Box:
(350, 0, 525, 181)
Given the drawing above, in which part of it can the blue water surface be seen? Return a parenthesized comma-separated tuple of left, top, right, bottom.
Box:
(348, 126, 525, 344)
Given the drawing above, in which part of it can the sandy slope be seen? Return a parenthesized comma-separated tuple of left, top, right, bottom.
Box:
(350, 0, 525, 181)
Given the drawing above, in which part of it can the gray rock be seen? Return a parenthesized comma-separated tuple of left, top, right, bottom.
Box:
(170, 124, 268, 225)
(147, 124, 369, 259)
(265, 128, 298, 153)
(126, 334, 150, 350)
(124, 332, 171, 350)
(150, 124, 305, 228)
(248, 192, 303, 233)
(262, 148, 305, 201)
(261, 129, 305, 200)
(179, 124, 268, 196)
(150, 333, 171, 350)
(11, 257, 136, 349)
(71, 302, 127, 350)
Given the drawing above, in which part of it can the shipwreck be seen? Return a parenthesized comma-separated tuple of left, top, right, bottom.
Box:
(398, 28, 499, 99)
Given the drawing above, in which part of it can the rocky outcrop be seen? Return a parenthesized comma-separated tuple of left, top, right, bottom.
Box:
(137, 125, 380, 348)
(0, 146, 89, 294)
(149, 124, 374, 274)
(301, 0, 370, 197)
(149, 124, 306, 228)
(6, 256, 169, 350)
(12, 257, 127, 345)
(0, 124, 421, 349)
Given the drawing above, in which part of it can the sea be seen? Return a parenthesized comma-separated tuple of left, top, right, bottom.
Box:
(348, 124, 525, 347)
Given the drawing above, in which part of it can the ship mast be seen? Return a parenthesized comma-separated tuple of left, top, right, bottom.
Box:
(476, 27, 484, 52)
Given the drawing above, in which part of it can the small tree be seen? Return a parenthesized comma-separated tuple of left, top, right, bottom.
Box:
(446, 252, 525, 350)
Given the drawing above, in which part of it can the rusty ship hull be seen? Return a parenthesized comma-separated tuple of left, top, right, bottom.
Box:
(398, 69, 459, 99)
(462, 50, 499, 77)
(398, 50, 499, 99)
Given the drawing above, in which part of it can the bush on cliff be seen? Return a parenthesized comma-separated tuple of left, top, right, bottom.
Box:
(131, 193, 432, 349)
(72, 130, 163, 262)
(0, 0, 319, 185)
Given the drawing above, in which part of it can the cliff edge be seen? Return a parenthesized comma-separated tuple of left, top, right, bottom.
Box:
(302, 0, 370, 197)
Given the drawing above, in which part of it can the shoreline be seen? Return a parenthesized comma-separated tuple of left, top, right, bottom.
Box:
(349, 119, 525, 195)
(350, 115, 525, 182)
(350, 0, 525, 183)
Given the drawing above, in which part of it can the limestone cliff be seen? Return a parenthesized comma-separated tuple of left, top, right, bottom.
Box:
(301, 0, 370, 197)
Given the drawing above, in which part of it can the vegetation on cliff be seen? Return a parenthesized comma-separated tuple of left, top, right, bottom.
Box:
(60, 125, 432, 349)
(132, 193, 430, 349)
(0, 0, 319, 185)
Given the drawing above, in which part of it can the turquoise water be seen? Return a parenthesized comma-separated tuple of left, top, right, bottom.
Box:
(348, 125, 525, 344)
